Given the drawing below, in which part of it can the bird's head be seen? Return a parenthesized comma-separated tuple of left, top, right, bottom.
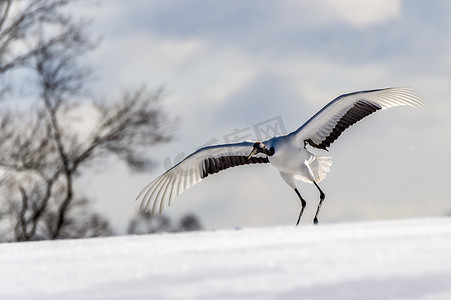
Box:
(248, 142, 274, 159)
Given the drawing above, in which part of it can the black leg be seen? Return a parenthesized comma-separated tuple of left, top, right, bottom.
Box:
(313, 182, 325, 225)
(294, 188, 306, 226)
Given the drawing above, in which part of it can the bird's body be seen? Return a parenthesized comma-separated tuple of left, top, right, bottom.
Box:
(265, 135, 331, 185)
(137, 88, 424, 225)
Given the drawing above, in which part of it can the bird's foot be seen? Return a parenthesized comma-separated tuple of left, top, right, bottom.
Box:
(295, 216, 301, 227)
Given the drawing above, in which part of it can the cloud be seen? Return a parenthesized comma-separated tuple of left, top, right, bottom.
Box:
(322, 0, 401, 27)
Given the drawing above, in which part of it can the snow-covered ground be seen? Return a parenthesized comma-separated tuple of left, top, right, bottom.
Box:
(1, 218, 451, 300)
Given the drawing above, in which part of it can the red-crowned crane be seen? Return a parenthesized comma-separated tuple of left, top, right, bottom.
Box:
(137, 88, 424, 225)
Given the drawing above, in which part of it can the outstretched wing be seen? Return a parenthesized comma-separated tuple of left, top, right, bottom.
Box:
(290, 87, 424, 150)
(136, 141, 269, 215)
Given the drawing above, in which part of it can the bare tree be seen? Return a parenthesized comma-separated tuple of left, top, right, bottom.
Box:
(0, 0, 173, 241)
(127, 212, 203, 235)
(127, 211, 174, 235)
(179, 214, 202, 232)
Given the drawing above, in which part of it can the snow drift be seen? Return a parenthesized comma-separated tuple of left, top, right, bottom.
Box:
(1, 218, 451, 300)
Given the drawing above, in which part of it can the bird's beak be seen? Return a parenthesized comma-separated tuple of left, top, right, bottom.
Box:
(247, 148, 257, 160)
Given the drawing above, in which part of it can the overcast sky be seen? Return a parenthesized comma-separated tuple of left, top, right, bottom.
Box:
(77, 0, 451, 232)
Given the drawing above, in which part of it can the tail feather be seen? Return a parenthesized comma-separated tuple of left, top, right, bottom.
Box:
(314, 156, 332, 182)
(294, 155, 332, 183)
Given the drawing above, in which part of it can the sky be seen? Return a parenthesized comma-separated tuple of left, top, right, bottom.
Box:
(74, 0, 451, 233)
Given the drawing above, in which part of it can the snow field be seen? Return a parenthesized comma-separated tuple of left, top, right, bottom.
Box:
(1, 218, 451, 299)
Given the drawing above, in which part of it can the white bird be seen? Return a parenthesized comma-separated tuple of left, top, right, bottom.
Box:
(137, 87, 424, 225)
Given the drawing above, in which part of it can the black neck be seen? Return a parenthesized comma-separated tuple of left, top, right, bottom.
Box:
(263, 147, 275, 156)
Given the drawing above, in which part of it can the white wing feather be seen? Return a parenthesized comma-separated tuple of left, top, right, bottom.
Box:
(137, 141, 266, 215)
(290, 87, 424, 148)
